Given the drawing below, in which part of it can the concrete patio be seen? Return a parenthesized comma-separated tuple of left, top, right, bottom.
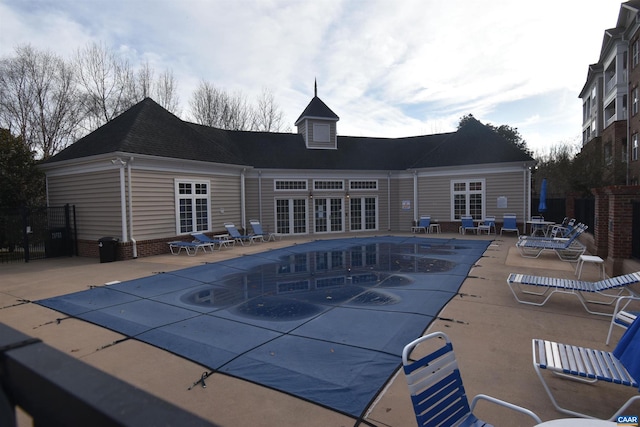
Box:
(1, 232, 638, 426)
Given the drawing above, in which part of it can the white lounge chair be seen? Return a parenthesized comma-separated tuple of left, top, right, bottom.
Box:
(515, 225, 587, 261)
(403, 332, 541, 426)
(507, 272, 640, 316)
(606, 296, 640, 345)
(532, 317, 640, 420)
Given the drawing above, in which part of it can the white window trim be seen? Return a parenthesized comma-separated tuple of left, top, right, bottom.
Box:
(174, 179, 211, 235)
(450, 179, 485, 220)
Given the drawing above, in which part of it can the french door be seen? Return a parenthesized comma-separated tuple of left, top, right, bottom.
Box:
(276, 198, 307, 235)
(349, 196, 377, 231)
(314, 197, 344, 233)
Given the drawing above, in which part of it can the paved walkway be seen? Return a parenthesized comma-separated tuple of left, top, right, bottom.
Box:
(1, 233, 639, 426)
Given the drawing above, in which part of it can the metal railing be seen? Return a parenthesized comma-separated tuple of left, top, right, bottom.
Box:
(0, 323, 218, 427)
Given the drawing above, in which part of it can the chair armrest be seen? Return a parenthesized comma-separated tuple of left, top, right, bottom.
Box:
(470, 394, 541, 424)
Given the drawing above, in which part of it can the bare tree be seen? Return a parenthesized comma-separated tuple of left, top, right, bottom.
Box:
(189, 80, 253, 129)
(253, 87, 284, 132)
(137, 60, 154, 99)
(75, 42, 137, 132)
(0, 45, 83, 158)
(154, 69, 180, 115)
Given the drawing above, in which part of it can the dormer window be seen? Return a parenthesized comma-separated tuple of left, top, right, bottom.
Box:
(313, 123, 330, 143)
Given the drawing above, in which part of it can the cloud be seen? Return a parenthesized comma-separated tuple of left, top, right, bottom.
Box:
(0, 0, 624, 152)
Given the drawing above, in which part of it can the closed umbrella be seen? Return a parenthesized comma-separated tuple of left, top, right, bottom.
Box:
(538, 178, 547, 213)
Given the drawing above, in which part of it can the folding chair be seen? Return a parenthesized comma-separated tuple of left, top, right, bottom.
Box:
(403, 332, 541, 426)
(500, 214, 520, 236)
(411, 216, 431, 234)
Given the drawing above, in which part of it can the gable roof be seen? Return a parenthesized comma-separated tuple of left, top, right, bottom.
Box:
(44, 97, 534, 170)
(294, 96, 339, 125)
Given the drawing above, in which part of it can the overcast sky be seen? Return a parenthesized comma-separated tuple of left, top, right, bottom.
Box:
(0, 0, 624, 153)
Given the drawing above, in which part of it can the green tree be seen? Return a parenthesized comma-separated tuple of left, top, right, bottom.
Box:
(457, 114, 532, 157)
(0, 128, 45, 207)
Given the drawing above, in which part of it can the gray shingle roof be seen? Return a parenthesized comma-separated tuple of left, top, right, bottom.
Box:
(44, 97, 534, 170)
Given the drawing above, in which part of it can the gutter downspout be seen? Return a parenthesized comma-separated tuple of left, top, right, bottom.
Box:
(127, 157, 137, 258)
(113, 158, 128, 243)
(241, 169, 246, 230)
(258, 170, 263, 222)
(387, 172, 391, 231)
(413, 170, 418, 222)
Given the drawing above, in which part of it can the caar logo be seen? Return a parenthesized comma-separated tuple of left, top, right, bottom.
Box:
(617, 415, 639, 426)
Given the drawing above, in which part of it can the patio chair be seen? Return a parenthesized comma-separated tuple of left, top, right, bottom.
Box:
(477, 216, 496, 235)
(191, 232, 235, 250)
(249, 219, 275, 241)
(515, 225, 587, 261)
(167, 241, 208, 256)
(411, 216, 430, 234)
(532, 316, 640, 420)
(224, 222, 261, 245)
(506, 271, 640, 316)
(500, 214, 520, 236)
(458, 215, 477, 234)
(403, 332, 541, 427)
(606, 296, 640, 345)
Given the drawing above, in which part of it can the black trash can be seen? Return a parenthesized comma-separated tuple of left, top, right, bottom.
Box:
(98, 237, 119, 263)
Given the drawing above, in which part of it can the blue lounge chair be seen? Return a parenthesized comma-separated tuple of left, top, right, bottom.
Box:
(224, 222, 261, 245)
(500, 213, 520, 236)
(403, 332, 541, 426)
(515, 225, 587, 261)
(191, 232, 235, 250)
(507, 271, 640, 316)
(411, 216, 430, 234)
(532, 316, 640, 420)
(167, 241, 208, 256)
(458, 215, 477, 234)
(249, 219, 274, 241)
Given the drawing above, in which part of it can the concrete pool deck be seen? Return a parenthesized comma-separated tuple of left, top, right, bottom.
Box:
(1, 232, 639, 426)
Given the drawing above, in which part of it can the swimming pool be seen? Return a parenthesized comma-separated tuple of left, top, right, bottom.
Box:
(36, 236, 490, 418)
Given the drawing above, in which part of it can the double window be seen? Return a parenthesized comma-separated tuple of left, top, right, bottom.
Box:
(451, 180, 484, 220)
(175, 180, 210, 234)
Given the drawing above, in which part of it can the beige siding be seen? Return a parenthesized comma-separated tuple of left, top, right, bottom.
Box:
(393, 177, 415, 231)
(211, 175, 242, 231)
(129, 170, 176, 239)
(417, 171, 527, 222)
(47, 170, 122, 240)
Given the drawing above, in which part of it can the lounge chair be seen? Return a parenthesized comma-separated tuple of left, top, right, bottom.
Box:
(411, 216, 430, 234)
(518, 223, 586, 242)
(500, 213, 520, 236)
(606, 296, 640, 345)
(249, 219, 275, 241)
(507, 272, 640, 316)
(515, 225, 587, 261)
(403, 332, 541, 426)
(532, 316, 640, 420)
(458, 215, 477, 234)
(224, 222, 261, 245)
(477, 216, 496, 235)
(167, 241, 208, 256)
(191, 232, 235, 250)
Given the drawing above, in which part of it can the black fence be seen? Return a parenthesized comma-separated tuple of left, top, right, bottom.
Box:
(0, 323, 218, 427)
(0, 205, 76, 263)
(574, 198, 595, 233)
(531, 197, 566, 225)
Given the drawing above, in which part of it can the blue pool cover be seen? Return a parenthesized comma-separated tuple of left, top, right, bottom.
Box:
(36, 236, 489, 419)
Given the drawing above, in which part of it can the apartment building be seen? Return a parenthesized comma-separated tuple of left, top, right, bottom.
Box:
(580, 0, 640, 185)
